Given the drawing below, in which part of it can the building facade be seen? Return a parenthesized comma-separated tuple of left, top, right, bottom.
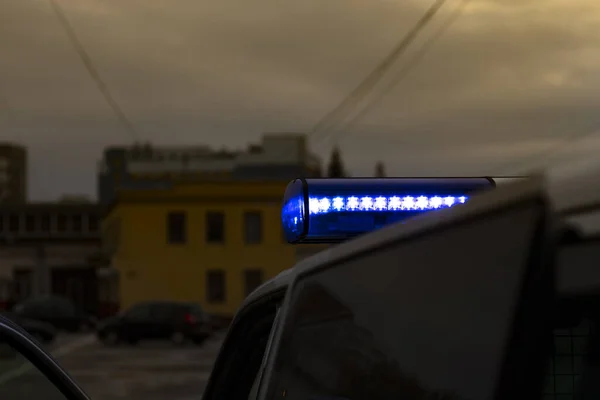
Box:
(103, 181, 325, 318)
(0, 142, 27, 204)
(0, 203, 113, 316)
(97, 133, 322, 205)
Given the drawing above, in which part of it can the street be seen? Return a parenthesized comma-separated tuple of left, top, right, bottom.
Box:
(1, 332, 225, 400)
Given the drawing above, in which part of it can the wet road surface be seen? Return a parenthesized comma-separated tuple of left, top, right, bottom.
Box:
(1, 332, 225, 400)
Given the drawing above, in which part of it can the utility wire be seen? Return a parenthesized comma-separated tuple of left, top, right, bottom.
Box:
(322, 0, 471, 148)
(310, 0, 449, 139)
(48, 0, 140, 142)
(285, 0, 451, 165)
(496, 124, 600, 176)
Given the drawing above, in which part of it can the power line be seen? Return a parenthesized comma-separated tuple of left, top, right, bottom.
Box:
(48, 0, 140, 142)
(497, 124, 600, 175)
(323, 0, 471, 147)
(311, 0, 449, 139)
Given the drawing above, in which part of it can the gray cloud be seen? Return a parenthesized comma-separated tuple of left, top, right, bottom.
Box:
(1, 0, 600, 199)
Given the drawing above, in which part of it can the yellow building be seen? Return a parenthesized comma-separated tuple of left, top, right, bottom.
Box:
(102, 181, 302, 317)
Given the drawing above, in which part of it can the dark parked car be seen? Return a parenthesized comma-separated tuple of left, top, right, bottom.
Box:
(97, 301, 211, 346)
(12, 295, 97, 332)
(1, 312, 57, 344)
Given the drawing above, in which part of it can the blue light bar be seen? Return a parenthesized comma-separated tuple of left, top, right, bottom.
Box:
(281, 178, 495, 244)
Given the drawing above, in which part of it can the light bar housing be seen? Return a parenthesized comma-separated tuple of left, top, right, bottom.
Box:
(281, 177, 495, 244)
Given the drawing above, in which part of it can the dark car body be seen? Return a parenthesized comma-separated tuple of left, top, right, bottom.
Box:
(1, 311, 57, 344)
(12, 295, 97, 332)
(97, 301, 211, 345)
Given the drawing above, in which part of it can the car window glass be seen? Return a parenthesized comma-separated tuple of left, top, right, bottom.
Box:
(0, 342, 69, 399)
(188, 304, 206, 319)
(125, 304, 152, 320)
(203, 300, 281, 400)
(152, 304, 177, 321)
(267, 203, 544, 400)
(249, 306, 282, 400)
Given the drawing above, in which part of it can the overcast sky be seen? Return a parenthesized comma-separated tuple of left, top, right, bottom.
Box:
(1, 0, 600, 200)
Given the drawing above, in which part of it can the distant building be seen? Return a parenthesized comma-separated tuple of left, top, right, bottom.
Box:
(58, 194, 93, 204)
(0, 202, 114, 316)
(97, 133, 322, 205)
(0, 142, 27, 204)
(103, 180, 323, 318)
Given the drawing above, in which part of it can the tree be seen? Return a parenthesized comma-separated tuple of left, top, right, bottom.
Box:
(374, 161, 386, 177)
(327, 146, 346, 177)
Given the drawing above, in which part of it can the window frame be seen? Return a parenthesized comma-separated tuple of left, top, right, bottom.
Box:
(201, 289, 285, 400)
(124, 303, 153, 321)
(71, 214, 83, 233)
(25, 214, 36, 233)
(166, 211, 187, 244)
(206, 270, 226, 304)
(206, 211, 225, 244)
(8, 214, 19, 233)
(40, 214, 51, 233)
(56, 214, 68, 233)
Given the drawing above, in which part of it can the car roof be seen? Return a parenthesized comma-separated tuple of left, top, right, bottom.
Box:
(19, 295, 71, 305)
(240, 267, 295, 308)
(243, 157, 600, 307)
(139, 300, 190, 306)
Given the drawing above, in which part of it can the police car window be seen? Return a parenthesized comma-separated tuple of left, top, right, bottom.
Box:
(202, 298, 282, 400)
(249, 306, 282, 400)
(268, 202, 545, 400)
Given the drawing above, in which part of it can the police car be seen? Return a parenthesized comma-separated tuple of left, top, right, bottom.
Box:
(1, 158, 600, 399)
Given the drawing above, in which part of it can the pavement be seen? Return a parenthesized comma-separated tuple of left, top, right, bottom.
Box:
(0, 331, 226, 400)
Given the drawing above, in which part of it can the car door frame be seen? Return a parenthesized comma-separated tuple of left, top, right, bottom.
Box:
(201, 286, 287, 400)
(256, 175, 558, 400)
(0, 315, 89, 400)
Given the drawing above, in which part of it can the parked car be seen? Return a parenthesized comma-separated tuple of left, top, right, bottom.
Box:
(97, 301, 211, 346)
(1, 311, 57, 344)
(12, 295, 97, 332)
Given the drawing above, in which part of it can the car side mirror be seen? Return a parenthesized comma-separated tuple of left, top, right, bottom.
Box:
(0, 315, 90, 399)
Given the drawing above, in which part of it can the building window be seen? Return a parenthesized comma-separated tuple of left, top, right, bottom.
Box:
(167, 211, 186, 244)
(88, 215, 99, 232)
(57, 214, 68, 232)
(206, 212, 225, 243)
(244, 269, 264, 297)
(41, 215, 51, 233)
(206, 270, 226, 303)
(8, 214, 19, 234)
(25, 214, 36, 233)
(103, 218, 122, 257)
(72, 214, 83, 232)
(243, 211, 263, 244)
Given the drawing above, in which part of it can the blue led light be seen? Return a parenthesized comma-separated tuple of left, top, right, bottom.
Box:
(281, 178, 495, 244)
(308, 194, 467, 214)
